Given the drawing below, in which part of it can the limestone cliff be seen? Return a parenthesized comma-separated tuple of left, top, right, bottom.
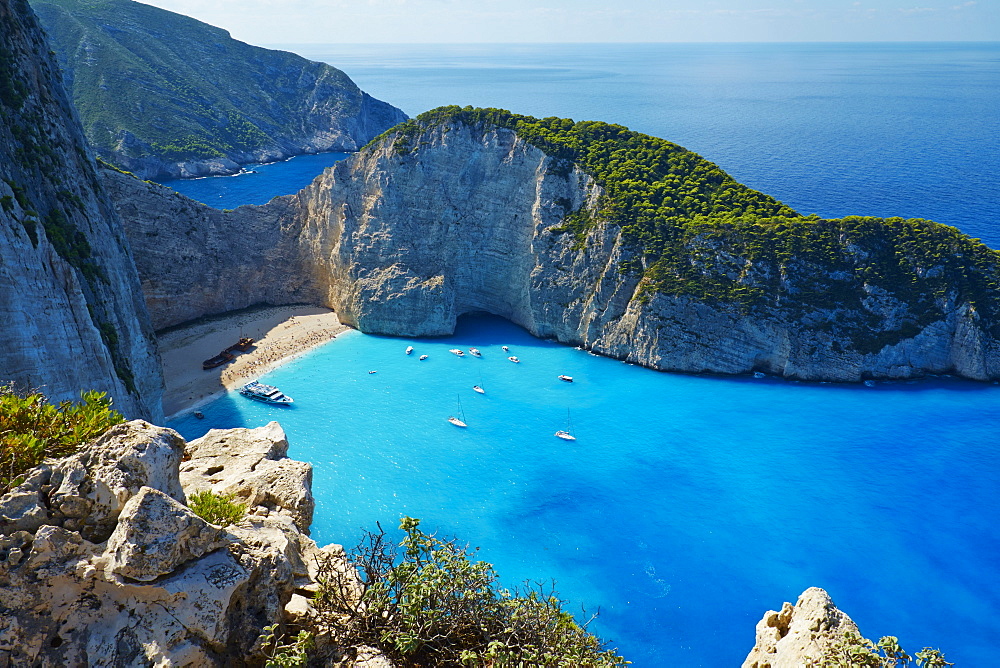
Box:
(30, 0, 408, 179)
(0, 420, 342, 666)
(0, 0, 162, 419)
(110, 111, 1000, 383)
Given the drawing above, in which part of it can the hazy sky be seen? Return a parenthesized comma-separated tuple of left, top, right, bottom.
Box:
(138, 0, 997, 44)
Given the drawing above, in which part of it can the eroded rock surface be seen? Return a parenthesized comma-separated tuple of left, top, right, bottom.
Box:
(0, 419, 328, 666)
(743, 587, 861, 668)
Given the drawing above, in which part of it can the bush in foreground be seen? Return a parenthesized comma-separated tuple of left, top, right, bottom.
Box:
(0, 386, 123, 493)
(809, 632, 951, 668)
(311, 517, 628, 666)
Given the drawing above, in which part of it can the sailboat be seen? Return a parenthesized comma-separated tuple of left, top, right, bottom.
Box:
(555, 408, 576, 441)
(447, 394, 468, 427)
(473, 370, 485, 394)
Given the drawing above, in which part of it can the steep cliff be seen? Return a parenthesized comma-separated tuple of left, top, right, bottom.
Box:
(30, 0, 408, 179)
(0, 0, 162, 419)
(110, 108, 1000, 382)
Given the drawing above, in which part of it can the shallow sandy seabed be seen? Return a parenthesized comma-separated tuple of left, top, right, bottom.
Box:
(157, 305, 350, 419)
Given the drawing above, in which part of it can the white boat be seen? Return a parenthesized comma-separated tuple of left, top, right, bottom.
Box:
(406, 346, 414, 355)
(558, 375, 573, 382)
(419, 354, 428, 360)
(239, 381, 293, 404)
(508, 356, 520, 363)
(448, 394, 468, 427)
(555, 409, 576, 440)
(473, 385, 485, 394)
(449, 348, 465, 357)
(502, 346, 509, 352)
(469, 348, 482, 357)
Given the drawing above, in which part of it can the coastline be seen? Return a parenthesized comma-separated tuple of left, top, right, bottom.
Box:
(157, 305, 350, 419)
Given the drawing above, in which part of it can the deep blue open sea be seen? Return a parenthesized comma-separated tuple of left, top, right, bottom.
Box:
(165, 44, 1000, 666)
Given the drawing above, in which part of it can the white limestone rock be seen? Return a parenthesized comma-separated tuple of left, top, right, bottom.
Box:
(180, 421, 315, 534)
(742, 587, 861, 668)
(104, 486, 227, 582)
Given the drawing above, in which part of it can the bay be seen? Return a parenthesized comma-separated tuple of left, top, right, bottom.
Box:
(163, 43, 1000, 665)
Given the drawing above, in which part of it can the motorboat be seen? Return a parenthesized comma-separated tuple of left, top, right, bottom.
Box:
(449, 349, 465, 357)
(368, 370, 377, 374)
(469, 348, 482, 357)
(558, 375, 573, 382)
(239, 381, 293, 404)
(502, 346, 509, 352)
(406, 346, 414, 355)
(419, 355, 429, 360)
(508, 356, 520, 363)
(472, 385, 485, 394)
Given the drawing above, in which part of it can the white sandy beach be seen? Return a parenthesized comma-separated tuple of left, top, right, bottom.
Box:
(158, 305, 350, 419)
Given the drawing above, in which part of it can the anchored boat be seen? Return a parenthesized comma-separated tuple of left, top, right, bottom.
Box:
(239, 381, 293, 404)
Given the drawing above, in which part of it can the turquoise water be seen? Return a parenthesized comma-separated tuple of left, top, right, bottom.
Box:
(157, 152, 348, 209)
(170, 315, 1000, 666)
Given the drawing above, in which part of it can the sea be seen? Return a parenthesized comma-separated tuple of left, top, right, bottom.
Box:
(163, 43, 1000, 666)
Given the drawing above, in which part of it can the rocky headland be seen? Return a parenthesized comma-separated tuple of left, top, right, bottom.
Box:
(107, 109, 1000, 383)
(30, 0, 407, 179)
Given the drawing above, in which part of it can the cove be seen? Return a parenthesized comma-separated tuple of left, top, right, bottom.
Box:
(169, 313, 1000, 666)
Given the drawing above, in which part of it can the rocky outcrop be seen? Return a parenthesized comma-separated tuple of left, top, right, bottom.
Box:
(0, 420, 331, 666)
(743, 588, 861, 667)
(30, 0, 407, 180)
(0, 0, 163, 420)
(109, 114, 1000, 382)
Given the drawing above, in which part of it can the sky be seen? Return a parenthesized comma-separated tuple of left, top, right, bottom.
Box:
(137, 0, 998, 44)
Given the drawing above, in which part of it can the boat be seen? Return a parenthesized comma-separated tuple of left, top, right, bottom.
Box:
(448, 394, 468, 427)
(419, 355, 429, 360)
(472, 385, 485, 394)
(502, 346, 509, 352)
(449, 349, 465, 357)
(508, 356, 520, 363)
(558, 375, 573, 382)
(368, 370, 377, 374)
(469, 348, 482, 357)
(202, 351, 235, 370)
(239, 381, 293, 404)
(555, 409, 576, 441)
(406, 346, 414, 355)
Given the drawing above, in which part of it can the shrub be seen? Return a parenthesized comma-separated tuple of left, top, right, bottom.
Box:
(188, 490, 247, 526)
(0, 386, 124, 493)
(259, 624, 313, 668)
(807, 632, 951, 668)
(312, 517, 628, 667)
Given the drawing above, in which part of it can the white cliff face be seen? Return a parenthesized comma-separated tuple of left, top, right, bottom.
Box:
(0, 2, 162, 420)
(112, 119, 1000, 382)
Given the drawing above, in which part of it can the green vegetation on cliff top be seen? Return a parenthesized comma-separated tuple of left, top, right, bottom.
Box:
(374, 106, 1000, 347)
(29, 0, 403, 168)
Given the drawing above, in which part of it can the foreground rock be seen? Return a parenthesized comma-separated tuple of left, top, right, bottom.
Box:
(743, 588, 861, 667)
(0, 420, 334, 666)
